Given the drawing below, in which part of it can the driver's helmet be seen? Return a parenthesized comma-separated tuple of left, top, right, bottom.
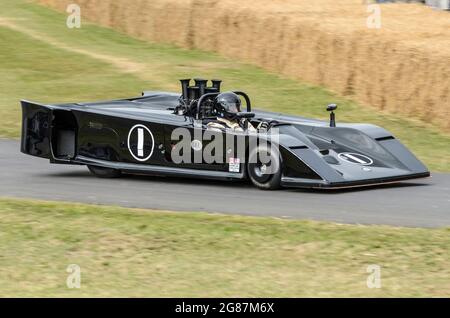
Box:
(214, 92, 241, 119)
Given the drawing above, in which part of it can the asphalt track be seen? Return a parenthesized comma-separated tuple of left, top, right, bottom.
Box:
(1, 139, 449, 228)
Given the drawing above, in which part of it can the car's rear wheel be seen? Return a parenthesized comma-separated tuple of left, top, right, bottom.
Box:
(247, 144, 282, 190)
(87, 165, 121, 178)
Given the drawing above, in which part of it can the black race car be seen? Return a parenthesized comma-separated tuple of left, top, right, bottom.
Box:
(20, 78, 430, 190)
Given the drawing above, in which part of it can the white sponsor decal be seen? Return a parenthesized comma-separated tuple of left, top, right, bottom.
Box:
(137, 128, 144, 157)
(338, 152, 373, 166)
(127, 124, 154, 162)
(229, 158, 240, 173)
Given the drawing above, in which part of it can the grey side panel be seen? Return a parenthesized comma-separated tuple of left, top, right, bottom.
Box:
(379, 139, 429, 173)
(338, 123, 392, 140)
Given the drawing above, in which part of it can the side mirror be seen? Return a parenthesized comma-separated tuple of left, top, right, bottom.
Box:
(327, 104, 337, 112)
(326, 104, 337, 127)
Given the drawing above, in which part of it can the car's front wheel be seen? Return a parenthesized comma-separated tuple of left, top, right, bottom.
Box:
(247, 144, 282, 190)
(87, 165, 121, 178)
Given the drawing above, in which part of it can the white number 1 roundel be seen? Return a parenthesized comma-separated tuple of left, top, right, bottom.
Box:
(338, 152, 373, 166)
(127, 124, 154, 162)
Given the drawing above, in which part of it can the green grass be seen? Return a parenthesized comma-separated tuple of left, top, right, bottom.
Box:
(0, 0, 449, 171)
(0, 198, 449, 297)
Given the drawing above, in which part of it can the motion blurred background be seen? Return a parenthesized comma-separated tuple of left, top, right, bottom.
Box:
(40, 0, 450, 131)
(2, 0, 450, 169)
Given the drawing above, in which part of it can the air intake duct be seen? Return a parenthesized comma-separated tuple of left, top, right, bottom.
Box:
(194, 78, 208, 97)
(180, 78, 222, 103)
(180, 79, 191, 104)
(211, 79, 222, 91)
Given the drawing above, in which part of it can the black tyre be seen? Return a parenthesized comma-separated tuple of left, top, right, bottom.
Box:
(87, 165, 121, 178)
(247, 144, 282, 190)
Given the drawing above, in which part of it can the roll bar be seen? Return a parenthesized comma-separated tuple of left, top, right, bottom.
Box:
(233, 91, 251, 112)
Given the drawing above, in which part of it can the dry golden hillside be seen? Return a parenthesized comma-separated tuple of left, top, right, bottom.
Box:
(39, 0, 450, 131)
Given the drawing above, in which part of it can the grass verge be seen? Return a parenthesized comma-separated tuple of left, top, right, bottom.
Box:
(0, 198, 449, 297)
(0, 0, 449, 171)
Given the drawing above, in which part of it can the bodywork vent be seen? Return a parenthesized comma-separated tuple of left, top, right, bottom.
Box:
(289, 145, 308, 150)
(375, 136, 395, 142)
